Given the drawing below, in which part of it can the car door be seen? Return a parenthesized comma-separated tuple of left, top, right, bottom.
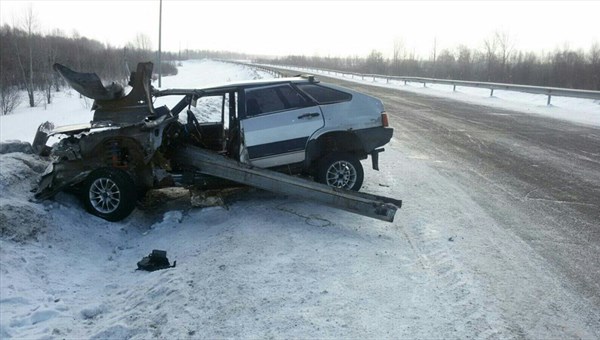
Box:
(240, 83, 324, 168)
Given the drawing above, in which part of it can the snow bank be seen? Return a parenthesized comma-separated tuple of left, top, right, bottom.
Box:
(0, 151, 49, 242)
(0, 91, 93, 144)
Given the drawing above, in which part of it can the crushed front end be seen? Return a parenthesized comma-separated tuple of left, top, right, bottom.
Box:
(33, 62, 175, 200)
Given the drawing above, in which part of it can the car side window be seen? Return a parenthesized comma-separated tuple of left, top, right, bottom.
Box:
(296, 84, 352, 104)
(245, 84, 309, 117)
(278, 85, 309, 108)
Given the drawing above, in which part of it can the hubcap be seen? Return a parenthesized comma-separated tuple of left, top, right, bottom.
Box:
(89, 178, 121, 213)
(325, 160, 357, 189)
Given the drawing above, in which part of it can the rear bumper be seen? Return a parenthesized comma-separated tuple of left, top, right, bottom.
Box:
(355, 127, 393, 152)
(354, 127, 393, 170)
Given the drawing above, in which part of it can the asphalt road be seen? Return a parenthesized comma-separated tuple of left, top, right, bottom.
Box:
(280, 70, 600, 308)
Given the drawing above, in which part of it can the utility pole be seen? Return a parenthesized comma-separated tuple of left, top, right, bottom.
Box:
(158, 0, 162, 87)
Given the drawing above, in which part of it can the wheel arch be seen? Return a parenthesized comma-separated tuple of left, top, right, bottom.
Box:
(315, 152, 364, 191)
(84, 136, 153, 189)
(305, 130, 367, 171)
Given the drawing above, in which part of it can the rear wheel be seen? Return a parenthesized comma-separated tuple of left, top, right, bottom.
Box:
(316, 153, 364, 191)
(83, 168, 136, 221)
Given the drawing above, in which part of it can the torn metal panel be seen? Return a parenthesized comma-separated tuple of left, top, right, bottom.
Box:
(53, 63, 124, 101)
(32, 121, 55, 156)
(174, 145, 401, 222)
(92, 62, 156, 124)
(53, 62, 156, 125)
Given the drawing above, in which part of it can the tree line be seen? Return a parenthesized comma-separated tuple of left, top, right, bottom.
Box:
(0, 16, 181, 115)
(0, 17, 261, 116)
(2, 16, 598, 116)
(259, 35, 600, 92)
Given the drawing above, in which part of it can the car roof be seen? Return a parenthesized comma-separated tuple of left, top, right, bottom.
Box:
(198, 76, 316, 92)
(152, 75, 324, 98)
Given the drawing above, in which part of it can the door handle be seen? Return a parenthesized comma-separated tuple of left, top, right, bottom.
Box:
(297, 112, 320, 119)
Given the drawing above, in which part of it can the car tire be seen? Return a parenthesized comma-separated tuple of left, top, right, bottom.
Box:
(316, 153, 364, 191)
(83, 168, 136, 221)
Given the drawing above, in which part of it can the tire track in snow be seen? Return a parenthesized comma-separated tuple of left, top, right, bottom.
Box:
(365, 142, 511, 338)
(401, 221, 509, 339)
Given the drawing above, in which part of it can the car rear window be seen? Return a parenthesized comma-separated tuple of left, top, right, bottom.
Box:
(296, 84, 352, 104)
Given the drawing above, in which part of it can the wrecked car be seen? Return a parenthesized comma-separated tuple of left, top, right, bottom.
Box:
(33, 62, 394, 221)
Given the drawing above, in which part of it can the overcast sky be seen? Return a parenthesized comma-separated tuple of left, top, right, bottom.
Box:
(1, 1, 598, 59)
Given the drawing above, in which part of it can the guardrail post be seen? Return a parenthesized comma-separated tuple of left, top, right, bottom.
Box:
(373, 76, 376, 82)
(361, 75, 364, 80)
(423, 82, 426, 88)
(386, 77, 390, 84)
(404, 80, 407, 85)
(453, 85, 456, 92)
(490, 89, 494, 97)
(547, 95, 552, 106)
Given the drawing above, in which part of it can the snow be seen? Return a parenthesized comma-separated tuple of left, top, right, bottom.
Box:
(1, 59, 599, 338)
(265, 65, 600, 127)
(0, 92, 93, 144)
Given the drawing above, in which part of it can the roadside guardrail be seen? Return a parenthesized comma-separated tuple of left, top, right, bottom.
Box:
(224, 60, 600, 106)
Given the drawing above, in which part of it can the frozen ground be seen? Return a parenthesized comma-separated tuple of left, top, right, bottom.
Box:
(263, 64, 600, 127)
(1, 59, 599, 338)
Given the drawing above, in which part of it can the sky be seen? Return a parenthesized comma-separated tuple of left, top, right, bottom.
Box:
(1, 0, 599, 59)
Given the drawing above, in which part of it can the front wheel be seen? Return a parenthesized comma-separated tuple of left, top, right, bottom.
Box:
(83, 168, 136, 221)
(316, 153, 364, 191)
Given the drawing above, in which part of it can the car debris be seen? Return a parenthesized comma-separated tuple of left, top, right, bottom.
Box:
(137, 250, 176, 272)
(32, 62, 401, 222)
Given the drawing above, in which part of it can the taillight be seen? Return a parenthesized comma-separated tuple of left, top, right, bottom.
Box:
(381, 113, 389, 127)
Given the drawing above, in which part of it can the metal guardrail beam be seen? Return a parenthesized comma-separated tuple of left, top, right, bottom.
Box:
(384, 76, 600, 102)
(175, 145, 401, 222)
(217, 59, 285, 79)
(232, 61, 600, 106)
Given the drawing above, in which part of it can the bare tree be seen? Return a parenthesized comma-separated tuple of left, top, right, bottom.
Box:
(50, 28, 65, 91)
(0, 77, 21, 115)
(134, 33, 153, 52)
(590, 42, 600, 90)
(365, 50, 386, 74)
(13, 5, 38, 107)
(495, 30, 515, 81)
(42, 36, 58, 104)
(392, 37, 405, 75)
(551, 47, 587, 88)
(431, 37, 438, 77)
(483, 35, 498, 81)
(436, 49, 455, 78)
(456, 45, 472, 79)
(125, 33, 153, 67)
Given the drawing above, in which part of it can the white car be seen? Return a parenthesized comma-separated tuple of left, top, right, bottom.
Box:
(34, 63, 394, 221)
(165, 75, 393, 191)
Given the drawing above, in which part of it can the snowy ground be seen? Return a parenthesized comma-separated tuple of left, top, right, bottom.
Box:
(1, 59, 599, 338)
(262, 64, 600, 127)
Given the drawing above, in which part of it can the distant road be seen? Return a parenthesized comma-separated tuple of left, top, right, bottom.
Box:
(278, 68, 600, 307)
